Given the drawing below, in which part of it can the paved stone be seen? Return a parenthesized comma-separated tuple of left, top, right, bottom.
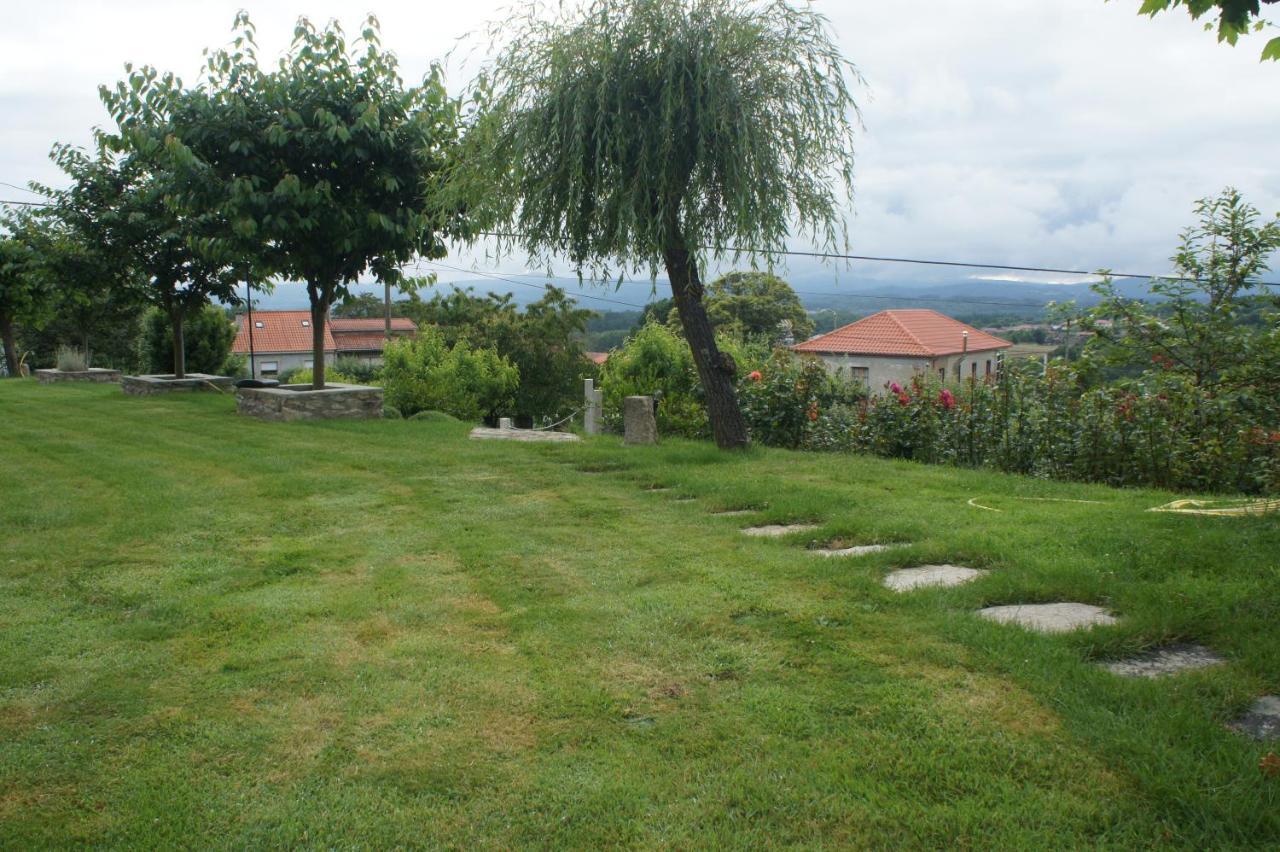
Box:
(977, 602, 1117, 633)
(1229, 696, 1280, 741)
(811, 544, 901, 558)
(712, 509, 756, 517)
(884, 564, 987, 592)
(469, 427, 580, 443)
(1102, 644, 1225, 678)
(741, 524, 819, 538)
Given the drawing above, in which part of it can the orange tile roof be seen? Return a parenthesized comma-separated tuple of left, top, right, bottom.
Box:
(233, 311, 335, 355)
(330, 317, 417, 353)
(330, 317, 417, 334)
(585, 351, 610, 365)
(792, 309, 1011, 358)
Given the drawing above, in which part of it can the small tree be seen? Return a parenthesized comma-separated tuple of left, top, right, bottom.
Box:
(0, 214, 52, 376)
(456, 0, 861, 448)
(144, 304, 236, 375)
(1084, 187, 1280, 387)
(704, 271, 815, 343)
(159, 14, 463, 389)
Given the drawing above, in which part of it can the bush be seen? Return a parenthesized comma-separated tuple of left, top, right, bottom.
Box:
(288, 367, 357, 387)
(334, 356, 381, 384)
(145, 305, 237, 375)
(381, 327, 519, 421)
(55, 346, 87, 372)
(738, 350, 865, 449)
(408, 410, 461, 423)
(382, 405, 403, 420)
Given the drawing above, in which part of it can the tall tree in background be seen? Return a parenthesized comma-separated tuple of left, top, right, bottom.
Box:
(1130, 0, 1279, 60)
(456, 0, 860, 448)
(704, 271, 815, 342)
(0, 214, 51, 376)
(156, 14, 463, 389)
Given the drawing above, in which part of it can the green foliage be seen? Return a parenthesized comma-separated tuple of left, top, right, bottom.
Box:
(705, 271, 815, 342)
(408, 410, 461, 423)
(289, 367, 357, 387)
(738, 351, 865, 449)
(54, 346, 88, 373)
(382, 404, 403, 420)
(1133, 0, 1280, 59)
(1083, 187, 1280, 387)
(404, 285, 595, 421)
(333, 292, 411, 320)
(143, 13, 464, 388)
(381, 327, 519, 421)
(598, 322, 707, 437)
(0, 215, 54, 375)
(145, 305, 236, 375)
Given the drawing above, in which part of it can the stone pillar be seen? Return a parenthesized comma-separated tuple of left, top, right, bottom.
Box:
(584, 378, 603, 436)
(623, 395, 657, 445)
(499, 417, 514, 430)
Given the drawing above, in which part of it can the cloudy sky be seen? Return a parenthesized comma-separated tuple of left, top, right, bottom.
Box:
(2, 0, 1277, 302)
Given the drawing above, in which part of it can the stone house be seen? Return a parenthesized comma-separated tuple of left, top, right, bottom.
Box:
(232, 311, 417, 379)
(791, 309, 1011, 392)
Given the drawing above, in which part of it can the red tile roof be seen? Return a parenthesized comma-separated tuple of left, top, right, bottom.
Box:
(330, 317, 417, 353)
(792, 310, 1011, 358)
(330, 317, 417, 334)
(585, 351, 609, 365)
(233, 311, 335, 355)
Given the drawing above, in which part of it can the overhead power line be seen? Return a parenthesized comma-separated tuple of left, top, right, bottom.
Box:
(415, 260, 647, 309)
(0, 182, 47, 197)
(0, 198, 51, 207)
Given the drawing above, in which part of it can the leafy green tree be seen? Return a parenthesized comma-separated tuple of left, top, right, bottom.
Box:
(381, 326, 519, 420)
(155, 14, 463, 389)
(1084, 187, 1280, 387)
(405, 285, 595, 422)
(456, 0, 860, 448)
(1131, 0, 1280, 60)
(42, 139, 239, 378)
(333, 292, 409, 319)
(704, 271, 815, 342)
(0, 216, 52, 376)
(144, 304, 236, 375)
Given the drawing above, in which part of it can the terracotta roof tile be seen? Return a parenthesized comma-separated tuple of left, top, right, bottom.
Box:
(329, 317, 417, 333)
(792, 309, 1011, 357)
(232, 311, 335, 355)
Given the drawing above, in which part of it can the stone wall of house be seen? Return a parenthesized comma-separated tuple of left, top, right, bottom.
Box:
(235, 383, 383, 421)
(807, 350, 1006, 393)
(245, 352, 329, 380)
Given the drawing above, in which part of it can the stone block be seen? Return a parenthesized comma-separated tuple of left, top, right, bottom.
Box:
(35, 368, 121, 384)
(235, 383, 384, 421)
(623, 395, 657, 445)
(121, 374, 235, 396)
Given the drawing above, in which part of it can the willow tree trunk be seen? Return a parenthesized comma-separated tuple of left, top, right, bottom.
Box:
(663, 244, 749, 449)
(310, 295, 328, 390)
(1, 313, 18, 377)
(170, 307, 186, 379)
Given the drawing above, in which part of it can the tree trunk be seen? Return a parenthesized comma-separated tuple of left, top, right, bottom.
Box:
(0, 313, 18, 378)
(310, 292, 328, 390)
(171, 307, 186, 379)
(663, 244, 750, 449)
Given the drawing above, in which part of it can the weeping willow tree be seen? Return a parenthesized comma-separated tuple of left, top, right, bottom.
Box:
(456, 0, 860, 448)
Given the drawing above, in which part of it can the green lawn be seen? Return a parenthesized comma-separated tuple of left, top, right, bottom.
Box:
(1, 380, 1277, 848)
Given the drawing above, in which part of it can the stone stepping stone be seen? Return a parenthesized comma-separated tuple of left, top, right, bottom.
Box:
(977, 602, 1117, 633)
(741, 524, 820, 538)
(712, 509, 756, 517)
(884, 564, 986, 592)
(1229, 696, 1280, 741)
(1102, 643, 1225, 678)
(811, 543, 901, 558)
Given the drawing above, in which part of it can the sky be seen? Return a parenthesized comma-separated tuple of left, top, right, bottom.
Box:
(2, 0, 1278, 306)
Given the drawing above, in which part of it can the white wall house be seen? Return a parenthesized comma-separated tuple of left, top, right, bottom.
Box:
(792, 309, 1011, 392)
(231, 312, 417, 379)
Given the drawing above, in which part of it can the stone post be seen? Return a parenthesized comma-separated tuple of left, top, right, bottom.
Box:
(584, 378, 603, 436)
(623, 395, 657, 445)
(499, 417, 514, 431)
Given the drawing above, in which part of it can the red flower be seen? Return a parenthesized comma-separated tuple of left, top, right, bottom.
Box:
(889, 382, 902, 395)
(748, 370, 763, 382)
(938, 388, 956, 410)
(897, 393, 910, 407)
(806, 401, 820, 422)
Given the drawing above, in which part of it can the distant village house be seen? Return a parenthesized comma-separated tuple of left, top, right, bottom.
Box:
(792, 309, 1011, 391)
(232, 311, 417, 379)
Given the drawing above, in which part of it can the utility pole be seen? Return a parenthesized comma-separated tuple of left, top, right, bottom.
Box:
(384, 280, 392, 339)
(245, 279, 257, 378)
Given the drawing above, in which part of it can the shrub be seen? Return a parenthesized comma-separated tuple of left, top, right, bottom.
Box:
(334, 356, 381, 384)
(738, 350, 865, 449)
(381, 327, 519, 421)
(55, 346, 87, 372)
(144, 305, 237, 375)
(408, 410, 461, 424)
(288, 367, 357, 387)
(382, 404, 403, 420)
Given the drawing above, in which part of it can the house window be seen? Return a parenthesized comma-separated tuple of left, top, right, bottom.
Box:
(304, 360, 314, 369)
(301, 320, 310, 327)
(254, 321, 264, 328)
(939, 368, 946, 381)
(848, 366, 869, 386)
(260, 361, 279, 376)
(985, 359, 992, 376)
(971, 362, 978, 380)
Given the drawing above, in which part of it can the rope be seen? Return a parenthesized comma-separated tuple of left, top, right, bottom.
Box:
(533, 406, 585, 432)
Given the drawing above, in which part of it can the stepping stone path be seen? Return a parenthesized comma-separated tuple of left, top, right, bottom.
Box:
(1229, 696, 1280, 741)
(469, 427, 580, 443)
(741, 524, 820, 538)
(977, 602, 1117, 633)
(712, 509, 756, 517)
(1103, 644, 1225, 678)
(810, 544, 902, 558)
(884, 564, 987, 592)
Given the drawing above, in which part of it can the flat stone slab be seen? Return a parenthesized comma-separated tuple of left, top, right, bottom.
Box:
(36, 368, 120, 384)
(1102, 643, 1225, 678)
(1229, 696, 1280, 741)
(712, 509, 756, 517)
(978, 602, 1117, 633)
(811, 544, 902, 558)
(122, 373, 234, 395)
(741, 524, 819, 538)
(469, 427, 580, 443)
(884, 564, 987, 592)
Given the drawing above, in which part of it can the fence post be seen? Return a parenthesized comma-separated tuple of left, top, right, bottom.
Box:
(584, 378, 603, 436)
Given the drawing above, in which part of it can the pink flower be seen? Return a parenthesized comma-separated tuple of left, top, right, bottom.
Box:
(748, 370, 763, 382)
(939, 388, 956, 410)
(889, 382, 902, 395)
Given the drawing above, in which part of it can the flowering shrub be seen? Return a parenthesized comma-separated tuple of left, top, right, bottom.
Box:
(811, 362, 1280, 495)
(738, 351, 866, 449)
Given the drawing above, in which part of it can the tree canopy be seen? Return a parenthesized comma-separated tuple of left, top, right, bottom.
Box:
(458, 0, 860, 447)
(704, 271, 815, 342)
(1132, 0, 1280, 60)
(152, 14, 464, 388)
(0, 213, 52, 376)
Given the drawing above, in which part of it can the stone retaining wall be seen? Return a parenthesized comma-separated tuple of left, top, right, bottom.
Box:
(235, 383, 384, 421)
(121, 374, 236, 396)
(35, 368, 122, 384)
